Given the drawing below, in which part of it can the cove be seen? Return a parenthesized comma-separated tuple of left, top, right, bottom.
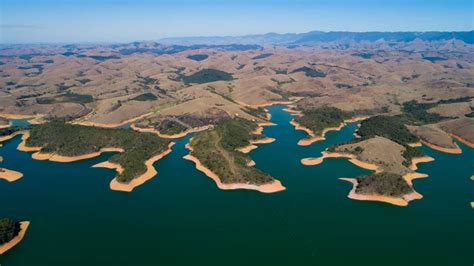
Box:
(0, 105, 473, 266)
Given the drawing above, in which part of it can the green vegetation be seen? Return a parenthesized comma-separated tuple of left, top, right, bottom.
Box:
(18, 64, 44, 77)
(355, 173, 413, 197)
(56, 82, 75, 92)
(26, 121, 170, 183)
(182, 69, 233, 84)
(335, 83, 353, 89)
(19, 54, 38, 61)
(88, 55, 120, 61)
(158, 120, 188, 135)
(131, 93, 158, 101)
(36, 92, 93, 104)
(242, 107, 268, 120)
(291, 66, 326, 78)
(437, 96, 473, 104)
(187, 54, 209, 61)
(0, 127, 22, 137)
(295, 107, 351, 135)
(252, 53, 273, 60)
(329, 115, 424, 166)
(402, 74, 420, 82)
(190, 118, 274, 185)
(402, 146, 425, 167)
(422, 55, 447, 63)
(402, 100, 445, 124)
(76, 78, 92, 85)
(0, 218, 20, 245)
(351, 53, 373, 59)
(274, 69, 287, 74)
(357, 115, 418, 145)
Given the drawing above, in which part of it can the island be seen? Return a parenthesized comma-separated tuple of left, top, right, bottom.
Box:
(0, 168, 23, 182)
(339, 173, 421, 207)
(183, 117, 285, 193)
(17, 120, 172, 192)
(302, 133, 432, 206)
(0, 218, 30, 255)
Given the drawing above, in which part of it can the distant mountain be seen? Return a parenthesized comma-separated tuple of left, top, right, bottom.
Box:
(159, 31, 474, 46)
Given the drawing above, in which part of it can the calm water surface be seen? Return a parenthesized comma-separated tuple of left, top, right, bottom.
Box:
(0, 105, 473, 265)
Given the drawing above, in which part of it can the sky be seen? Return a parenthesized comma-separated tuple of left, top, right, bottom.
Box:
(0, 0, 473, 43)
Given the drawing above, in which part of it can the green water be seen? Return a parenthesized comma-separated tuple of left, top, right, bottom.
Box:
(0, 105, 473, 265)
(8, 119, 31, 128)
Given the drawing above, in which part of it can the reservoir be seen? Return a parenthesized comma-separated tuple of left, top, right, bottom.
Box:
(0, 105, 473, 265)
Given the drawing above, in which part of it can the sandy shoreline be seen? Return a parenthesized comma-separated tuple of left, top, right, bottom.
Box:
(131, 124, 211, 139)
(184, 143, 285, 193)
(237, 137, 275, 154)
(72, 112, 152, 128)
(449, 134, 474, 149)
(30, 147, 125, 163)
(0, 131, 25, 143)
(301, 151, 381, 172)
(420, 139, 462, 154)
(339, 178, 421, 207)
(236, 100, 294, 108)
(0, 122, 12, 129)
(409, 156, 435, 171)
(291, 116, 369, 146)
(0, 113, 45, 125)
(0, 221, 30, 255)
(237, 121, 276, 153)
(0, 168, 23, 182)
(15, 128, 126, 162)
(282, 107, 303, 116)
(407, 142, 422, 147)
(95, 142, 175, 192)
(252, 122, 276, 135)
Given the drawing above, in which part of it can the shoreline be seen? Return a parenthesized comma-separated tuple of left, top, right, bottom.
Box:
(30, 147, 125, 163)
(131, 124, 210, 139)
(72, 112, 152, 128)
(252, 122, 276, 135)
(96, 142, 175, 192)
(236, 100, 295, 108)
(0, 130, 27, 143)
(301, 151, 381, 172)
(0, 221, 30, 255)
(0, 122, 12, 129)
(290, 116, 368, 146)
(237, 137, 275, 154)
(17, 129, 126, 163)
(339, 178, 422, 207)
(237, 121, 277, 153)
(409, 156, 435, 171)
(0, 113, 45, 125)
(448, 133, 474, 149)
(420, 139, 462, 154)
(282, 106, 303, 116)
(183, 143, 285, 193)
(0, 168, 23, 182)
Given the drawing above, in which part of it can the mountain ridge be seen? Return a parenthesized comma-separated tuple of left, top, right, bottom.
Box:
(158, 30, 474, 45)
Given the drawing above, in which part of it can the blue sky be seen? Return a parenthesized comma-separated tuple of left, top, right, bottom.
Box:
(1, 0, 472, 43)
